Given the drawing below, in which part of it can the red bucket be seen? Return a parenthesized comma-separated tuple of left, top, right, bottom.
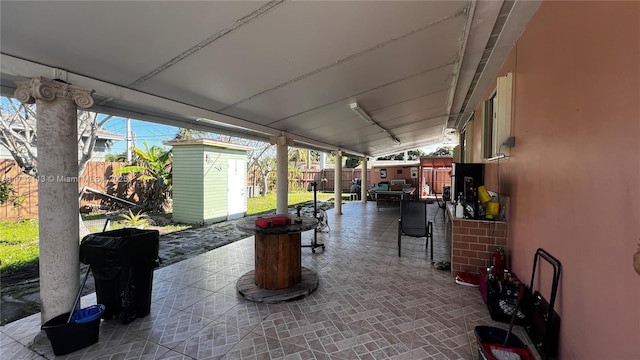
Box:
(475, 326, 536, 360)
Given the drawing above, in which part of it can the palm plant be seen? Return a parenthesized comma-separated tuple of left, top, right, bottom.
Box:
(114, 141, 172, 212)
(105, 152, 128, 162)
(119, 209, 150, 228)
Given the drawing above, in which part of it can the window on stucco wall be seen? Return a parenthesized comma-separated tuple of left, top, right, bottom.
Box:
(483, 72, 513, 159)
(464, 119, 474, 163)
(458, 118, 474, 163)
(482, 96, 494, 159)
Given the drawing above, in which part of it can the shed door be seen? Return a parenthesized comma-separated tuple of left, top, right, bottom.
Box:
(227, 159, 246, 219)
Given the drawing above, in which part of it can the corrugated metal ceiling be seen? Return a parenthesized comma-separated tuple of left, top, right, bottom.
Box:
(0, 0, 540, 157)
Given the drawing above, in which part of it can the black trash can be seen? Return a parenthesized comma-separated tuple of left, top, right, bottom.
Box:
(80, 228, 159, 324)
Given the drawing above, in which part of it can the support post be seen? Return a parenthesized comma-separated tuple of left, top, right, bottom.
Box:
(361, 157, 368, 203)
(14, 77, 94, 326)
(334, 151, 342, 215)
(275, 136, 289, 214)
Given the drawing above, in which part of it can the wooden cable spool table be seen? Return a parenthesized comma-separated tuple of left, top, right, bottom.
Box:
(235, 215, 319, 302)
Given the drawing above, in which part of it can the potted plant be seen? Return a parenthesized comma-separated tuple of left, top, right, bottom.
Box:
(119, 209, 150, 229)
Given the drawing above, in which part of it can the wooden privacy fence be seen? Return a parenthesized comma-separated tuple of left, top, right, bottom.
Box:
(247, 168, 372, 195)
(1, 160, 38, 220)
(247, 167, 452, 196)
(421, 167, 452, 195)
(2, 160, 453, 219)
(0, 160, 141, 220)
(293, 168, 370, 192)
(5, 161, 372, 220)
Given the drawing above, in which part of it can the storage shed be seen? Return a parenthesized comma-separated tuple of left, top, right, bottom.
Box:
(164, 139, 252, 224)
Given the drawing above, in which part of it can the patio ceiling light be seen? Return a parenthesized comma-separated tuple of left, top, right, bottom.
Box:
(349, 101, 400, 146)
(349, 101, 373, 124)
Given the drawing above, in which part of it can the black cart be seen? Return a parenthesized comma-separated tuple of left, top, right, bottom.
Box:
(80, 228, 159, 324)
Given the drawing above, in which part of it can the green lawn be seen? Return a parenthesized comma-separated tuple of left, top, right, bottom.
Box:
(0, 219, 39, 274)
(0, 191, 340, 273)
(246, 191, 336, 215)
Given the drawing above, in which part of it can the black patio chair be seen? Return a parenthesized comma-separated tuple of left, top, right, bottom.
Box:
(397, 200, 433, 259)
(433, 190, 447, 220)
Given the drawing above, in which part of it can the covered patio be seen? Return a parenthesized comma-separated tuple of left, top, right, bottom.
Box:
(1, 1, 639, 359)
(1, 202, 533, 359)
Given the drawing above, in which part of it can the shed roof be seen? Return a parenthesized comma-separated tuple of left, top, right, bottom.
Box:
(164, 138, 253, 152)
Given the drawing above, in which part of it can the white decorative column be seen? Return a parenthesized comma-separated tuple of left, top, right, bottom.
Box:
(334, 151, 342, 215)
(361, 157, 368, 203)
(14, 77, 94, 325)
(274, 136, 289, 214)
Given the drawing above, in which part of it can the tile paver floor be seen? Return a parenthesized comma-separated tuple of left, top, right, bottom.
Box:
(1, 201, 538, 359)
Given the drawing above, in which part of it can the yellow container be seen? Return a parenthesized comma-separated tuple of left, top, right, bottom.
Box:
(486, 201, 500, 216)
(478, 185, 492, 204)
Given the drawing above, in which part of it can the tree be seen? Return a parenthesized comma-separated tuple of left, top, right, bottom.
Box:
(113, 141, 172, 212)
(345, 157, 361, 168)
(241, 140, 275, 196)
(288, 147, 315, 190)
(426, 146, 454, 157)
(105, 152, 128, 162)
(256, 156, 277, 196)
(0, 179, 26, 209)
(0, 96, 115, 238)
(0, 97, 114, 177)
(173, 128, 208, 141)
(77, 111, 115, 175)
(0, 100, 37, 176)
(212, 135, 277, 196)
(376, 149, 426, 161)
(288, 148, 321, 169)
(407, 149, 425, 160)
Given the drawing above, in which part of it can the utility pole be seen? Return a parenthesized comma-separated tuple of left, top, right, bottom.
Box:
(126, 118, 132, 163)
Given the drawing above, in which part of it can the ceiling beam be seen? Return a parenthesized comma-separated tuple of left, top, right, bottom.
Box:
(1, 54, 366, 157)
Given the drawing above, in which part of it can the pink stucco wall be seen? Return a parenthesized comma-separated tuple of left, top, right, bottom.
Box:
(471, 2, 640, 358)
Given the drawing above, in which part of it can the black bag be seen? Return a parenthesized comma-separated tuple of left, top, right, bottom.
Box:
(525, 249, 562, 360)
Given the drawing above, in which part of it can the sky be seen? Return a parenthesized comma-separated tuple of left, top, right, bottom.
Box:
(102, 116, 442, 156)
(2, 97, 443, 158)
(103, 117, 180, 154)
(0, 95, 179, 155)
